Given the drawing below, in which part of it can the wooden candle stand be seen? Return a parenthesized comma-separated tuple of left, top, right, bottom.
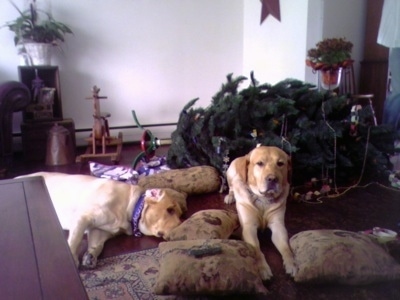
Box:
(76, 85, 123, 164)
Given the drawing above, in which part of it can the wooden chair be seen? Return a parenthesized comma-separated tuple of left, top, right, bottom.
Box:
(339, 63, 377, 126)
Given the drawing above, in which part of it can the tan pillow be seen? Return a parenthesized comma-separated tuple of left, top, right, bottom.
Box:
(166, 209, 239, 241)
(154, 239, 268, 296)
(290, 229, 400, 285)
(138, 166, 221, 195)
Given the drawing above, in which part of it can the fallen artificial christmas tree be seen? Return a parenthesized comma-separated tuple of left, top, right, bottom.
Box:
(167, 73, 397, 186)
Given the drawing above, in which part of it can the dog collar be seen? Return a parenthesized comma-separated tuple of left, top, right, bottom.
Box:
(131, 194, 145, 237)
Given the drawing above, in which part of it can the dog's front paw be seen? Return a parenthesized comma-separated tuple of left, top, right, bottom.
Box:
(284, 258, 298, 277)
(82, 252, 98, 269)
(259, 259, 273, 281)
(72, 255, 80, 268)
(224, 192, 235, 204)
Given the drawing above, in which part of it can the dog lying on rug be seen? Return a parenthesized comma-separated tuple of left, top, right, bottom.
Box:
(16, 172, 187, 268)
(224, 146, 297, 280)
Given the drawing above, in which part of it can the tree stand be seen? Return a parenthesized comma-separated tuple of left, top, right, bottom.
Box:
(76, 85, 123, 164)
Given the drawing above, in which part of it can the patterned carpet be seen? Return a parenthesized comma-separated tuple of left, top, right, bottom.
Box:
(80, 248, 174, 300)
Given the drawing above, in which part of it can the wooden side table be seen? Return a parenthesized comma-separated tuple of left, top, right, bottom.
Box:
(0, 176, 88, 299)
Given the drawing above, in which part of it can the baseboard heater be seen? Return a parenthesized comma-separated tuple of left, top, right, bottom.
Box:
(12, 122, 177, 150)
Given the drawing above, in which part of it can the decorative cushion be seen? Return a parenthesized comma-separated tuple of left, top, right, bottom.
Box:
(289, 229, 400, 285)
(90, 161, 220, 195)
(154, 239, 268, 296)
(138, 165, 221, 195)
(166, 209, 239, 241)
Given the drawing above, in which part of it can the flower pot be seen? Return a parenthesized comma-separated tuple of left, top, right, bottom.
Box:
(23, 43, 53, 66)
(319, 68, 342, 90)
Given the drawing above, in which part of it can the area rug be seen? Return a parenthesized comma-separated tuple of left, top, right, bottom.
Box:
(80, 248, 175, 300)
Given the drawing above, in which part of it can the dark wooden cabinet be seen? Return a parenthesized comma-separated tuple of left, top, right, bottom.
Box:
(359, 60, 388, 124)
(18, 66, 63, 122)
(359, 0, 389, 124)
(18, 66, 76, 162)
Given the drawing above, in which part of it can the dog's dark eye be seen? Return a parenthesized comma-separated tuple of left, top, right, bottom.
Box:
(277, 161, 285, 167)
(256, 161, 264, 167)
(167, 207, 175, 215)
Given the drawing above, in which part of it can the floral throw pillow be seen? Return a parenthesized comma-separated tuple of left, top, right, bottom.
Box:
(290, 229, 400, 285)
(154, 239, 268, 296)
(166, 209, 239, 241)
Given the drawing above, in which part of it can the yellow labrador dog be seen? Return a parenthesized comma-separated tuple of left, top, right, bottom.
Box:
(224, 146, 297, 280)
(16, 172, 186, 268)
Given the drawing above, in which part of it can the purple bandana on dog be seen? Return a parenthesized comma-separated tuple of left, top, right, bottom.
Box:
(131, 194, 145, 237)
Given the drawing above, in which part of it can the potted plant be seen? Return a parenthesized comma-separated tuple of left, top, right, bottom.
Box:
(2, 0, 73, 65)
(306, 37, 353, 90)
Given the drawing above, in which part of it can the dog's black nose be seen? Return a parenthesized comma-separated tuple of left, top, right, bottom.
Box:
(157, 231, 164, 238)
(266, 175, 278, 191)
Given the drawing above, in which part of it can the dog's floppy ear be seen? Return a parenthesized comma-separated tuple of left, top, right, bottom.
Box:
(165, 189, 188, 214)
(234, 154, 250, 183)
(286, 154, 292, 184)
(145, 188, 163, 200)
(145, 188, 187, 215)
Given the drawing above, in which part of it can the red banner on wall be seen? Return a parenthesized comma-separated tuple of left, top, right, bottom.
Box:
(260, 0, 281, 24)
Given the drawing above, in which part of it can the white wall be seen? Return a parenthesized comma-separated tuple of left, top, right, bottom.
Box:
(305, 0, 324, 84)
(243, 0, 309, 84)
(0, 0, 367, 145)
(319, 0, 366, 90)
(1, 0, 244, 144)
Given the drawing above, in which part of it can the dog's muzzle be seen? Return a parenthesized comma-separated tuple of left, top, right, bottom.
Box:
(263, 175, 280, 195)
